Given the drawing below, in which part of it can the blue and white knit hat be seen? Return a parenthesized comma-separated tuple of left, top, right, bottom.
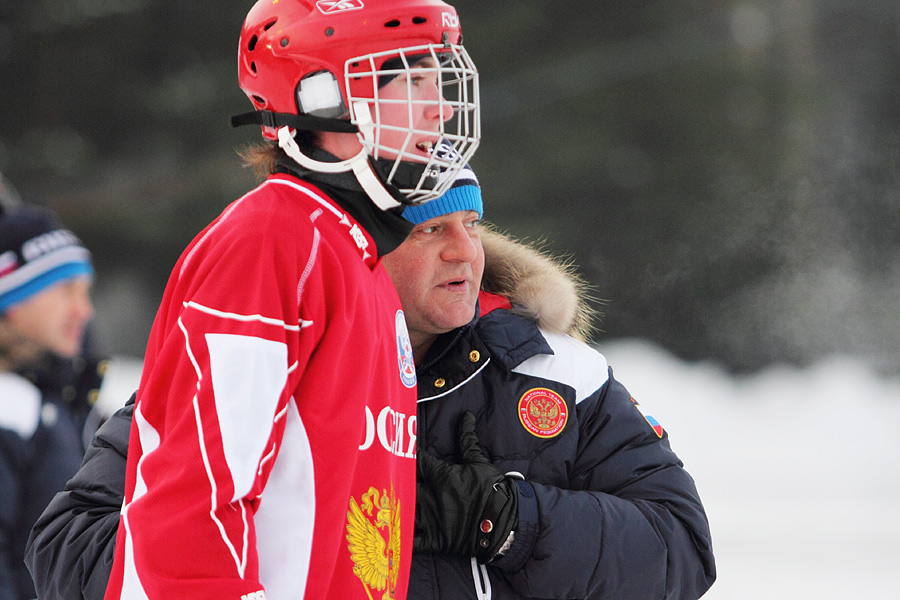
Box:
(401, 164, 482, 225)
(0, 205, 93, 313)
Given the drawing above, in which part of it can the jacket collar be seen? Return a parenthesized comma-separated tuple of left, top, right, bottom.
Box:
(416, 303, 552, 403)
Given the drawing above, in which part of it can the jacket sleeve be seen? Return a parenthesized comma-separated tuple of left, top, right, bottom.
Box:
(492, 369, 716, 600)
(25, 394, 135, 600)
(1, 429, 28, 600)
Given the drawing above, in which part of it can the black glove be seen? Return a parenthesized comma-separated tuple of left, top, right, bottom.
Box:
(414, 411, 519, 563)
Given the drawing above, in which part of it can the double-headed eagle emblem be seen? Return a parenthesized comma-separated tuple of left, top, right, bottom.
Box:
(518, 387, 568, 438)
(346, 486, 401, 600)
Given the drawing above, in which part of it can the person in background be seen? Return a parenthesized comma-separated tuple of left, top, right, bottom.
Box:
(27, 165, 715, 599)
(28, 1, 481, 598)
(0, 203, 96, 600)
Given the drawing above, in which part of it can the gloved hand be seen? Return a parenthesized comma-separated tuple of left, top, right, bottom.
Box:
(414, 411, 519, 563)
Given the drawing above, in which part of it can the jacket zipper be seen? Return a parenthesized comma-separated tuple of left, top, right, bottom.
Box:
(470, 557, 491, 600)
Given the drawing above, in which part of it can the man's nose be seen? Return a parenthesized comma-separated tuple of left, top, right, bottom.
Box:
(424, 84, 455, 123)
(74, 289, 94, 322)
(441, 224, 477, 262)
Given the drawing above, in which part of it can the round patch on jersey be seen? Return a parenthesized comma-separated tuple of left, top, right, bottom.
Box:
(518, 387, 568, 438)
(395, 310, 416, 388)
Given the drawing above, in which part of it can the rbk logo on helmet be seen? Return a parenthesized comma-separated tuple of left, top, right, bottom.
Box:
(442, 12, 459, 28)
(316, 0, 364, 13)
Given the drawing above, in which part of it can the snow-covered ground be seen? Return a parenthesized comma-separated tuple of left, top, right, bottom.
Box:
(600, 339, 900, 600)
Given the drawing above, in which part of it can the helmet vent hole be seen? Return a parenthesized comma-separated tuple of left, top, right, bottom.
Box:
(252, 95, 265, 105)
(249, 61, 258, 74)
(248, 34, 259, 52)
(384, 19, 400, 28)
(263, 19, 277, 31)
(412, 16, 427, 24)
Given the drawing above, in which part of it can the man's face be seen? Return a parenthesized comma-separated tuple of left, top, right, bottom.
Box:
(373, 56, 454, 162)
(323, 56, 454, 162)
(383, 210, 483, 348)
(4, 276, 93, 359)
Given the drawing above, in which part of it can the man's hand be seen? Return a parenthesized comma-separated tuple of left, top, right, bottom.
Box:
(414, 411, 518, 563)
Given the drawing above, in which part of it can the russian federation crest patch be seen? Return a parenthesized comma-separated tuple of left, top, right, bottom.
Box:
(630, 397, 663, 438)
(518, 387, 568, 438)
(395, 310, 416, 388)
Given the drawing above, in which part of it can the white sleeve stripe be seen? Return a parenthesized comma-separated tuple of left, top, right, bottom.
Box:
(297, 226, 320, 305)
(192, 395, 248, 578)
(265, 178, 345, 219)
(512, 331, 609, 404)
(178, 316, 203, 384)
(183, 300, 307, 331)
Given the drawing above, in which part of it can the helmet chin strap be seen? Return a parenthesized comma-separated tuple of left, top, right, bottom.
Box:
(277, 101, 402, 211)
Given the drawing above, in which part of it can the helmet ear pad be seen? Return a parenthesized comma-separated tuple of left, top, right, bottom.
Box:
(295, 71, 348, 120)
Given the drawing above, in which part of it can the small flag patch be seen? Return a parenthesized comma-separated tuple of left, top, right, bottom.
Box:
(630, 397, 663, 438)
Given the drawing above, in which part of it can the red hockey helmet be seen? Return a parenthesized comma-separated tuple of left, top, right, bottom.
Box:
(235, 0, 480, 204)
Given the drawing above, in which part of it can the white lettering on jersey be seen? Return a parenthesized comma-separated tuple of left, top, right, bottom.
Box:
(241, 591, 266, 600)
(348, 223, 368, 252)
(359, 405, 375, 451)
(358, 405, 416, 458)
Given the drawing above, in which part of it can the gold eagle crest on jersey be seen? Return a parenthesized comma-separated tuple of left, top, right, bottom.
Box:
(346, 485, 401, 599)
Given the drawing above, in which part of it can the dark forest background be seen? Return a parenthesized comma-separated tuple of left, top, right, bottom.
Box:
(2, 1, 899, 375)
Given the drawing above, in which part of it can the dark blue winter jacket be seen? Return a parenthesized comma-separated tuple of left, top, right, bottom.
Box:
(409, 303, 715, 599)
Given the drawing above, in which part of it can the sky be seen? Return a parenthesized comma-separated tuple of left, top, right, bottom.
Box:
(600, 339, 900, 600)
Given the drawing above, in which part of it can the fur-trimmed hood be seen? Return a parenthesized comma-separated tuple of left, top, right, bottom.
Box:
(480, 225, 598, 343)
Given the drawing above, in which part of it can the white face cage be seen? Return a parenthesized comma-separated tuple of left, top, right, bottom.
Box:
(344, 44, 480, 205)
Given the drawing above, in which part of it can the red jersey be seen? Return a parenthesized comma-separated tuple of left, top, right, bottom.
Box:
(105, 174, 418, 600)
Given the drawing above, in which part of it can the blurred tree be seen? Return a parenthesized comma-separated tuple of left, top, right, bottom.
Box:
(2, 0, 898, 373)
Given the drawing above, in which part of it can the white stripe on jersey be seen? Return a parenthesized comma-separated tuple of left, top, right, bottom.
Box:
(119, 404, 160, 599)
(255, 399, 316, 599)
(206, 333, 288, 502)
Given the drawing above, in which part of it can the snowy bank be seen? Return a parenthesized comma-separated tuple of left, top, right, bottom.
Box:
(599, 339, 900, 600)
